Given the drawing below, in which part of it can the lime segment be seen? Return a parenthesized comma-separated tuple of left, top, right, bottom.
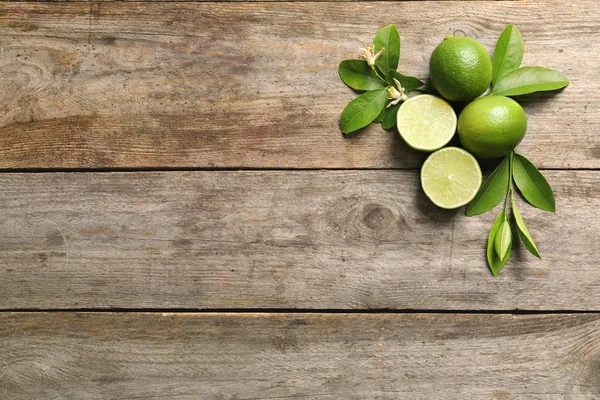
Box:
(397, 95, 457, 152)
(421, 147, 482, 209)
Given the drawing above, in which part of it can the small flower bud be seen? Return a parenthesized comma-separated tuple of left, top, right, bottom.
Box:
(359, 45, 385, 67)
(387, 78, 408, 107)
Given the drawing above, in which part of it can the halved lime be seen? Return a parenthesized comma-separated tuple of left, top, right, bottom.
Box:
(421, 147, 482, 209)
(397, 94, 457, 152)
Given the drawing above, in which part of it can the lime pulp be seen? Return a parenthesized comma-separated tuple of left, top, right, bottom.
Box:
(397, 94, 457, 152)
(420, 146, 482, 209)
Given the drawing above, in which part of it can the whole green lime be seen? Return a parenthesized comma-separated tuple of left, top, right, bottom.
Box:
(429, 36, 492, 102)
(458, 95, 527, 159)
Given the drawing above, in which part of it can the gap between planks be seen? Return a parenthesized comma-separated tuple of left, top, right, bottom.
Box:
(0, 0, 520, 2)
(2, 308, 600, 314)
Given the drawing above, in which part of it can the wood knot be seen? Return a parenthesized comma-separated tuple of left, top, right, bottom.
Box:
(328, 198, 407, 243)
(46, 229, 65, 246)
(363, 205, 395, 231)
(358, 203, 407, 242)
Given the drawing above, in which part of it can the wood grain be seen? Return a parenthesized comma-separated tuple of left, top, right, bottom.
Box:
(0, 1, 597, 169)
(1, 312, 599, 399)
(0, 0, 515, 2)
(1, 170, 598, 310)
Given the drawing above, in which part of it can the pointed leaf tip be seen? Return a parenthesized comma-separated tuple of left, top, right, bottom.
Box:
(487, 211, 511, 276)
(339, 89, 388, 134)
(373, 25, 400, 77)
(512, 153, 556, 212)
(492, 24, 524, 86)
(339, 60, 387, 91)
(512, 199, 542, 259)
(467, 155, 510, 216)
(492, 66, 569, 97)
(494, 220, 512, 261)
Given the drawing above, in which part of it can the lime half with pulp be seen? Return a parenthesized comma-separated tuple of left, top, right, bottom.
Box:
(397, 94, 457, 152)
(421, 146, 482, 209)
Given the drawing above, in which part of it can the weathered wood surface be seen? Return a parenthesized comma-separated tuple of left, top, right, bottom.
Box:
(0, 0, 513, 2)
(1, 170, 598, 310)
(1, 312, 599, 399)
(0, 1, 596, 169)
(0, 0, 514, 2)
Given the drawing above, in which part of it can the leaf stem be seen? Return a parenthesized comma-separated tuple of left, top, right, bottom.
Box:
(508, 150, 514, 194)
(371, 66, 387, 82)
(502, 151, 515, 219)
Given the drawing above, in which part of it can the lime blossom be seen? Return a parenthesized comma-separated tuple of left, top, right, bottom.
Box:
(387, 78, 408, 108)
(359, 45, 385, 67)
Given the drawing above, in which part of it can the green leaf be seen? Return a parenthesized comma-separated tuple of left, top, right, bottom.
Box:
(339, 60, 387, 91)
(374, 24, 400, 77)
(381, 103, 400, 130)
(512, 153, 555, 211)
(487, 211, 511, 276)
(494, 219, 512, 261)
(492, 24, 524, 86)
(466, 155, 510, 216)
(373, 105, 386, 123)
(339, 89, 388, 134)
(512, 198, 541, 258)
(491, 66, 569, 96)
(387, 70, 424, 93)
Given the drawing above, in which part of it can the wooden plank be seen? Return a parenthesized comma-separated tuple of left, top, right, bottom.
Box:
(0, 1, 597, 169)
(0, 0, 515, 2)
(1, 170, 598, 310)
(1, 312, 599, 398)
(0, 0, 516, 2)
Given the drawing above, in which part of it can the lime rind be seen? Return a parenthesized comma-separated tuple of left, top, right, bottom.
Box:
(397, 94, 457, 152)
(420, 147, 483, 209)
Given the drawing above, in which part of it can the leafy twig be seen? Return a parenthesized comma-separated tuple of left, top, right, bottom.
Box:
(338, 24, 423, 134)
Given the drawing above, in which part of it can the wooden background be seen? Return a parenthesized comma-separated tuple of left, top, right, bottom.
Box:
(1, 0, 599, 398)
